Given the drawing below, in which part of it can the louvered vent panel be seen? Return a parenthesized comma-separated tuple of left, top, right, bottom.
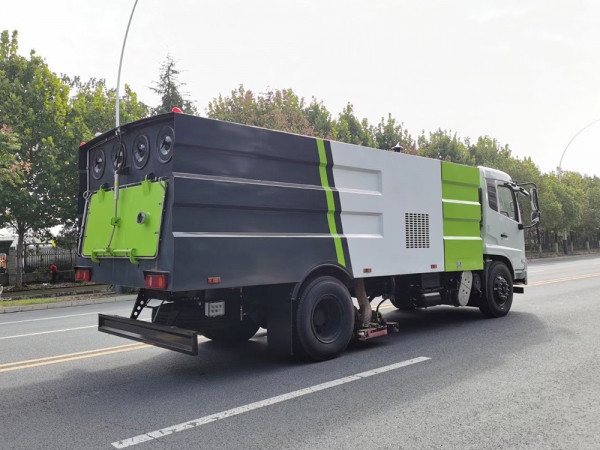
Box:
(405, 213, 430, 249)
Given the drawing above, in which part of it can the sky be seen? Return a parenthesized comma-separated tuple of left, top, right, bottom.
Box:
(2, 0, 600, 178)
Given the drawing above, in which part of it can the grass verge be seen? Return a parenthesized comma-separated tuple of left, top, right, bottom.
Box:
(0, 292, 118, 308)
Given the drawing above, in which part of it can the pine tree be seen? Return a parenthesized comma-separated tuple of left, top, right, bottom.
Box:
(150, 54, 198, 115)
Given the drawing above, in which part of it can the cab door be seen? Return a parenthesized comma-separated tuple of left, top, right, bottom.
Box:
(484, 180, 526, 272)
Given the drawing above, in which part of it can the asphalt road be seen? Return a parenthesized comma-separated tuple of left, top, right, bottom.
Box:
(1, 255, 599, 450)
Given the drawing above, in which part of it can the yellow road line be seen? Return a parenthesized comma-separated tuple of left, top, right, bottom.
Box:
(528, 272, 600, 286)
(0, 343, 152, 373)
(0, 342, 145, 369)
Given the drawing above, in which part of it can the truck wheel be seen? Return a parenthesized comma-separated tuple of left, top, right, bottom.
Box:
(294, 276, 354, 362)
(480, 261, 513, 318)
(202, 318, 259, 342)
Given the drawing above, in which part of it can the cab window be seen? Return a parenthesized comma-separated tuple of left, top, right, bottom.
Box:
(497, 185, 517, 221)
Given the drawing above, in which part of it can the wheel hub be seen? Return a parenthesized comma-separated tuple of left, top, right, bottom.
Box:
(493, 275, 510, 305)
(311, 295, 343, 344)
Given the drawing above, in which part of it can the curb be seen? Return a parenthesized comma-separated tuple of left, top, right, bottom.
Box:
(0, 295, 137, 314)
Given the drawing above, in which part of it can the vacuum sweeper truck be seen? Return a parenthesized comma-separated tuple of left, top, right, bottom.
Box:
(74, 111, 540, 361)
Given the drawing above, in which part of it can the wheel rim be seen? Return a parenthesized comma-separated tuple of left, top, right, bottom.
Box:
(311, 294, 343, 344)
(492, 275, 511, 306)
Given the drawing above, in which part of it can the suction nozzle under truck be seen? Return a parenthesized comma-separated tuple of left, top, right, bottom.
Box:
(75, 112, 540, 361)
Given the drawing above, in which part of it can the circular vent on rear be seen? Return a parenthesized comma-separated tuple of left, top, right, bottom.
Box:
(156, 126, 174, 163)
(111, 141, 127, 171)
(133, 134, 150, 169)
(91, 148, 106, 180)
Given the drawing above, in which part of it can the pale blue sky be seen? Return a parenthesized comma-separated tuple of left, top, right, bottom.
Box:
(2, 0, 600, 177)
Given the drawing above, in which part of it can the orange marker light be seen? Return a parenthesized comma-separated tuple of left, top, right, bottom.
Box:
(145, 274, 167, 290)
(75, 269, 91, 281)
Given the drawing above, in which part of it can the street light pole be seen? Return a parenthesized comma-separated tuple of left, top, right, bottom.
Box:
(115, 0, 139, 129)
(114, 0, 139, 296)
(557, 117, 600, 255)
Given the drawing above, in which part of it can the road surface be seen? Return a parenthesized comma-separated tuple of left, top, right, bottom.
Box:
(1, 255, 599, 449)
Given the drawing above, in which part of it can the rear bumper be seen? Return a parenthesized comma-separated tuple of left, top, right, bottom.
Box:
(98, 314, 198, 355)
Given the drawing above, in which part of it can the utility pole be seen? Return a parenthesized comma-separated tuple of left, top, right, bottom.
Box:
(114, 0, 139, 295)
(557, 118, 600, 255)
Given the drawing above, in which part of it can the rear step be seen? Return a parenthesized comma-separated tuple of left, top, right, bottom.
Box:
(98, 314, 198, 355)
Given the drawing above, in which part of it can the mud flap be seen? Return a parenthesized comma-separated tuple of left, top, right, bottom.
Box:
(267, 296, 293, 356)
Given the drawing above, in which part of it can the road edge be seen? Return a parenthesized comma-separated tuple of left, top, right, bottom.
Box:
(0, 295, 137, 314)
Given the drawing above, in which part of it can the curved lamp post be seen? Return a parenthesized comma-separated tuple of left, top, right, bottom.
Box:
(114, 0, 139, 295)
(557, 117, 600, 254)
(115, 0, 139, 129)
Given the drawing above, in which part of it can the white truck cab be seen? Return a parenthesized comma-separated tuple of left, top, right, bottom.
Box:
(480, 167, 539, 286)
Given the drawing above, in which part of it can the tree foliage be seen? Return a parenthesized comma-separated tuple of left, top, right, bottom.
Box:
(0, 30, 149, 286)
(0, 30, 73, 286)
(0, 124, 23, 185)
(150, 53, 197, 115)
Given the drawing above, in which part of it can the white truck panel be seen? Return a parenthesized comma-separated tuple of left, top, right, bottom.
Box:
(330, 142, 445, 277)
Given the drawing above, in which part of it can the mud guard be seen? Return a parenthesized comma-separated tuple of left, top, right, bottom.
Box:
(265, 285, 296, 356)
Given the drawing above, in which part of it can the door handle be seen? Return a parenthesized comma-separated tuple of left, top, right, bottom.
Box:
(501, 233, 508, 239)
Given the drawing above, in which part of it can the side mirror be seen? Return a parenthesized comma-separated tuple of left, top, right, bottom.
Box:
(530, 187, 540, 211)
(531, 210, 540, 224)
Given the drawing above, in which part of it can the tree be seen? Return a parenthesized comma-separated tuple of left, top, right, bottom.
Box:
(371, 113, 416, 153)
(333, 103, 373, 147)
(150, 54, 197, 115)
(207, 85, 321, 135)
(0, 125, 24, 184)
(303, 97, 334, 139)
(467, 136, 512, 167)
(57, 78, 149, 228)
(0, 30, 72, 287)
(418, 129, 471, 164)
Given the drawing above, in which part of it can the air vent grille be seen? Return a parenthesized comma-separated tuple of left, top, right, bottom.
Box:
(405, 213, 430, 249)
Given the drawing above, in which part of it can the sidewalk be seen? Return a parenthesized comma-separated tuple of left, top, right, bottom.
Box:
(0, 294, 137, 314)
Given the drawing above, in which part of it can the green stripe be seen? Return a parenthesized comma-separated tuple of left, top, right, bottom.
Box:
(317, 139, 346, 267)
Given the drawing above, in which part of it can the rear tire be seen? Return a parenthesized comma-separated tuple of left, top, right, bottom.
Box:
(480, 261, 513, 318)
(202, 318, 259, 342)
(294, 276, 354, 362)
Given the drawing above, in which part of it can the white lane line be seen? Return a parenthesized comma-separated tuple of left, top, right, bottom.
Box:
(111, 356, 431, 449)
(0, 312, 100, 325)
(0, 326, 97, 340)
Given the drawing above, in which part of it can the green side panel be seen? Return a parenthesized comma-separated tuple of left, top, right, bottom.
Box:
(441, 161, 483, 271)
(82, 181, 166, 261)
(316, 139, 345, 267)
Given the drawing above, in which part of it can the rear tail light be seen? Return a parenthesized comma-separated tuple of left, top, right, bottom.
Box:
(145, 274, 167, 290)
(75, 268, 91, 282)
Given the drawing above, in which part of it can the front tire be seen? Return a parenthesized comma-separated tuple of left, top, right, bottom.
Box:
(480, 261, 513, 318)
(294, 276, 354, 362)
(202, 318, 259, 342)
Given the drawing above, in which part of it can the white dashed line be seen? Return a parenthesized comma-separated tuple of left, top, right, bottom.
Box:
(0, 326, 96, 340)
(111, 356, 431, 448)
(0, 312, 100, 325)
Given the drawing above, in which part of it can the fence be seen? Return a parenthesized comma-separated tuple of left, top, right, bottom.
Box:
(23, 248, 77, 273)
(525, 228, 600, 254)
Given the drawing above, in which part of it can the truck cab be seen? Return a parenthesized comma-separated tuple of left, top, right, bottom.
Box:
(480, 166, 539, 287)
